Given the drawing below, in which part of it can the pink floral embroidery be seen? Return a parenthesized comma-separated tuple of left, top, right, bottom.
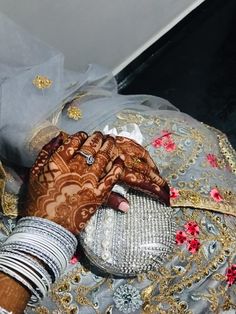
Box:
(152, 130, 176, 152)
(210, 188, 223, 202)
(226, 264, 236, 286)
(175, 230, 187, 245)
(70, 254, 80, 265)
(175, 221, 201, 254)
(206, 154, 218, 168)
(187, 238, 201, 253)
(170, 187, 180, 199)
(164, 140, 177, 152)
(184, 221, 199, 236)
(152, 137, 163, 148)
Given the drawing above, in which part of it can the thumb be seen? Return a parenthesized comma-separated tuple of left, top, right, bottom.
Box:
(105, 191, 129, 213)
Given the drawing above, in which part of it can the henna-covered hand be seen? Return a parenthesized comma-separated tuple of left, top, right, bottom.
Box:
(25, 131, 124, 234)
(114, 136, 170, 205)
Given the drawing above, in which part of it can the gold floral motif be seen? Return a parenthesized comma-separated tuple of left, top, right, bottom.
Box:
(1, 192, 19, 218)
(33, 307, 50, 314)
(67, 106, 82, 120)
(32, 75, 52, 90)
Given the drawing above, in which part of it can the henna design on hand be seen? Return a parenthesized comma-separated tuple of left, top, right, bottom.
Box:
(25, 132, 124, 234)
(115, 136, 170, 205)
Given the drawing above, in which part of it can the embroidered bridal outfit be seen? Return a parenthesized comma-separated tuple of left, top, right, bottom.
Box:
(0, 12, 235, 314)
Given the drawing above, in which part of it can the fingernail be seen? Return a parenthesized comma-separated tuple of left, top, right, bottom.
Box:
(118, 201, 129, 212)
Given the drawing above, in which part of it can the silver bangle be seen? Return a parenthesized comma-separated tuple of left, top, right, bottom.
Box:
(11, 225, 75, 263)
(1, 242, 61, 281)
(4, 233, 68, 271)
(18, 217, 77, 248)
(12, 226, 75, 256)
(0, 216, 78, 306)
(0, 256, 46, 299)
(0, 251, 52, 289)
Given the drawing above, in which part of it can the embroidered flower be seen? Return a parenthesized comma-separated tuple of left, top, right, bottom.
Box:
(210, 188, 223, 202)
(176, 221, 201, 253)
(170, 187, 180, 199)
(113, 284, 142, 313)
(184, 221, 199, 236)
(175, 230, 187, 245)
(152, 130, 176, 152)
(164, 140, 177, 152)
(70, 253, 80, 264)
(226, 264, 236, 286)
(206, 154, 218, 168)
(187, 238, 201, 254)
(152, 137, 163, 148)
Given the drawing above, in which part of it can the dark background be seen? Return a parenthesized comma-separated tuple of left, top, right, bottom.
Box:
(117, 0, 236, 148)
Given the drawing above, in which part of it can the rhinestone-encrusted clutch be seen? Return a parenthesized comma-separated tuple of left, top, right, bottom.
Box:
(79, 190, 176, 276)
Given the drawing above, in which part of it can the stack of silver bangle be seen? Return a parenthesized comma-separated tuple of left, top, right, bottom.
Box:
(0, 217, 77, 306)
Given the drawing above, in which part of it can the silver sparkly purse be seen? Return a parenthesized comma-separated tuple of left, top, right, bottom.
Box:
(79, 190, 176, 276)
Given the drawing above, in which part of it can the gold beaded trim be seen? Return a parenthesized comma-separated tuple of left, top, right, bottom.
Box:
(171, 189, 236, 216)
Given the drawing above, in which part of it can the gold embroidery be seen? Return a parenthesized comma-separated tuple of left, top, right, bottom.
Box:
(141, 210, 236, 313)
(171, 189, 236, 216)
(67, 106, 82, 120)
(32, 75, 52, 90)
(49, 266, 107, 313)
(31, 208, 236, 313)
(204, 124, 236, 174)
(33, 307, 50, 314)
(113, 110, 236, 216)
(0, 162, 19, 218)
(29, 111, 236, 313)
(28, 123, 60, 157)
(1, 192, 19, 218)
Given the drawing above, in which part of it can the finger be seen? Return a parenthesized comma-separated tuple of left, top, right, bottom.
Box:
(121, 169, 170, 205)
(97, 156, 124, 201)
(116, 136, 159, 172)
(31, 132, 66, 177)
(105, 191, 129, 213)
(123, 158, 168, 190)
(55, 131, 88, 163)
(71, 131, 104, 167)
(124, 158, 150, 175)
(89, 136, 117, 177)
(148, 169, 169, 189)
